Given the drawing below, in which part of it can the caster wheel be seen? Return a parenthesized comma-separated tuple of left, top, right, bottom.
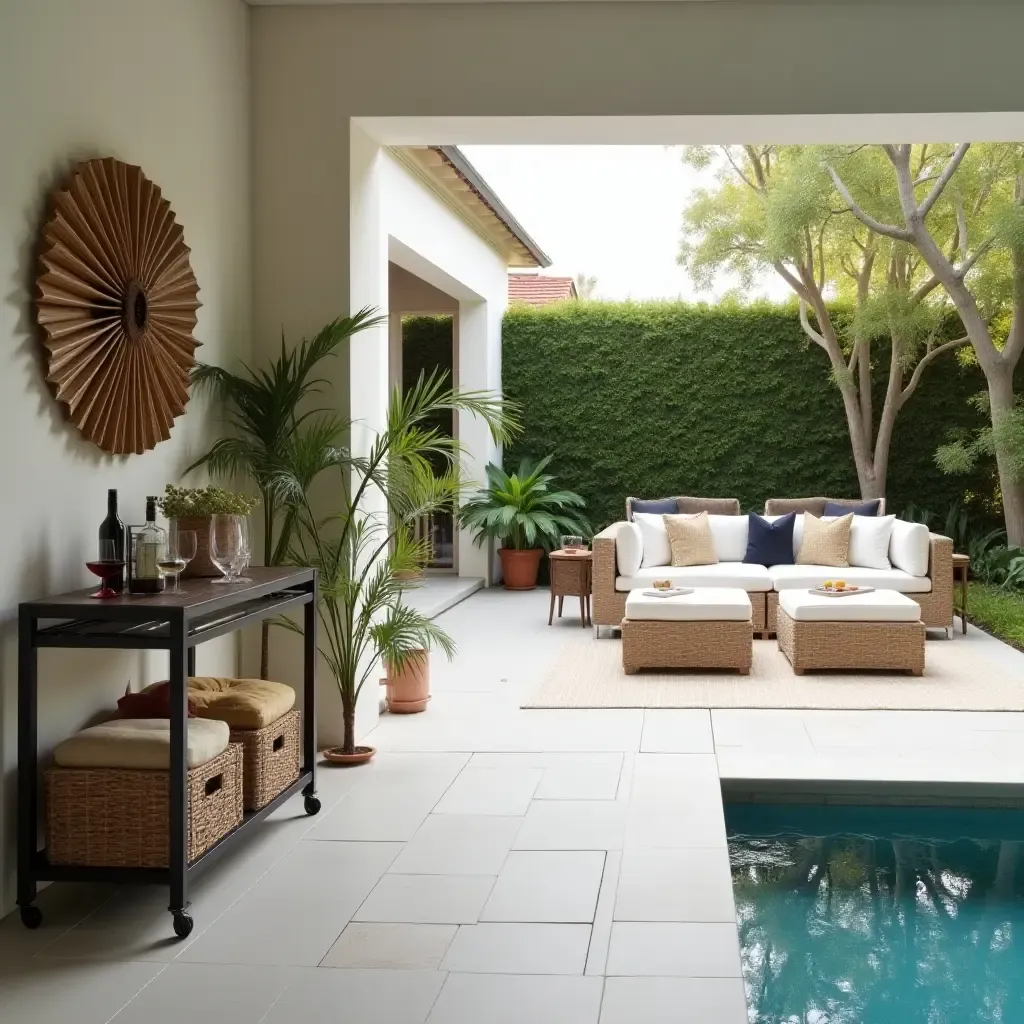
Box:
(172, 912, 194, 940)
(20, 905, 42, 930)
(304, 794, 321, 816)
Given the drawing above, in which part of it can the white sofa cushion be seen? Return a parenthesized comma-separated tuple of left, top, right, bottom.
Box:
(769, 564, 931, 593)
(615, 522, 644, 577)
(633, 512, 671, 568)
(707, 514, 749, 562)
(625, 587, 752, 622)
(889, 519, 931, 577)
(848, 514, 895, 570)
(778, 588, 922, 622)
(616, 562, 772, 592)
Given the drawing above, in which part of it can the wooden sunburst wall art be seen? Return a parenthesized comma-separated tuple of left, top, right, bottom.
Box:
(35, 158, 201, 455)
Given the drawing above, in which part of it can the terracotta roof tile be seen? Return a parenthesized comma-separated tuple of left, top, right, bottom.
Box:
(508, 275, 578, 307)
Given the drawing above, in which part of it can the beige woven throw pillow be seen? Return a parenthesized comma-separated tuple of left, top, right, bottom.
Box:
(797, 512, 853, 567)
(664, 512, 718, 567)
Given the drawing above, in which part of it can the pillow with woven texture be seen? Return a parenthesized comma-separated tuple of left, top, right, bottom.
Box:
(797, 512, 853, 567)
(664, 512, 718, 567)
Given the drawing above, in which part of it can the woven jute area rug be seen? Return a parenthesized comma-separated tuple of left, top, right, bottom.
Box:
(522, 637, 1024, 712)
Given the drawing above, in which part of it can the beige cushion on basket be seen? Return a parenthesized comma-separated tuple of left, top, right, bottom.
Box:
(664, 512, 718, 567)
(796, 512, 853, 567)
(53, 718, 230, 770)
(182, 677, 297, 729)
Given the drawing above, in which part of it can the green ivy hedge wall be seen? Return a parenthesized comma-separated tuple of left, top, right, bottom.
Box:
(502, 301, 995, 532)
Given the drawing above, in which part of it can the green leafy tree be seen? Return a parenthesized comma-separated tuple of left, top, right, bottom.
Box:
(826, 143, 1024, 543)
(680, 145, 968, 501)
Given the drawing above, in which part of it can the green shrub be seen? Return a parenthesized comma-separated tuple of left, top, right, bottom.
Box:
(503, 301, 997, 530)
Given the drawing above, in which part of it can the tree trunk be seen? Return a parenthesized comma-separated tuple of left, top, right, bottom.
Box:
(989, 366, 1024, 546)
(342, 705, 356, 755)
(260, 621, 270, 679)
(837, 383, 881, 500)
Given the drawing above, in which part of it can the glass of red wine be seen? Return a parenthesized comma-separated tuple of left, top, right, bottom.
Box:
(86, 539, 125, 599)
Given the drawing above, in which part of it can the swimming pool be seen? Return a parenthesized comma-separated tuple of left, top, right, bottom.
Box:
(725, 803, 1024, 1024)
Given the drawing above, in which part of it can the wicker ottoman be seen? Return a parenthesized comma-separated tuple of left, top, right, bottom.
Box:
(776, 589, 925, 676)
(621, 588, 753, 674)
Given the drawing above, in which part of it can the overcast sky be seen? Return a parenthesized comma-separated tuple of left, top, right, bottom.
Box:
(460, 145, 791, 303)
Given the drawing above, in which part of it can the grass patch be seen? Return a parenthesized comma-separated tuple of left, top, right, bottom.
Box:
(968, 582, 1024, 650)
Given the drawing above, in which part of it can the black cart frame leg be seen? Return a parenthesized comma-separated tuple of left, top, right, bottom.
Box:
(17, 607, 39, 920)
(168, 615, 190, 923)
(302, 574, 318, 797)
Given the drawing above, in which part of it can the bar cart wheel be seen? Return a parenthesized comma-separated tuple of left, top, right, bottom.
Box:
(304, 793, 321, 816)
(20, 905, 42, 929)
(172, 911, 194, 939)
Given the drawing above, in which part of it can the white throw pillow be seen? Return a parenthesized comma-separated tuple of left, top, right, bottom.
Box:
(706, 515, 749, 562)
(615, 522, 644, 576)
(848, 514, 895, 570)
(889, 519, 931, 577)
(633, 512, 672, 568)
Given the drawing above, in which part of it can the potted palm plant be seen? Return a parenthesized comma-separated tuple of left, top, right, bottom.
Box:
(273, 369, 519, 763)
(460, 457, 589, 590)
(186, 310, 384, 677)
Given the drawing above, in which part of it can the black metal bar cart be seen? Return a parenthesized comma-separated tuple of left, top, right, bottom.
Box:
(17, 567, 319, 939)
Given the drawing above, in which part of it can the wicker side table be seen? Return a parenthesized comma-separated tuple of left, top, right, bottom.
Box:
(952, 552, 969, 635)
(548, 549, 592, 628)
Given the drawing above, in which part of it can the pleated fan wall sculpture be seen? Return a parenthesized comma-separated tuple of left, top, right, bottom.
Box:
(35, 158, 201, 455)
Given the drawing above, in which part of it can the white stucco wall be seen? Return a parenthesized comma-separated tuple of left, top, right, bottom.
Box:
(0, 0, 251, 913)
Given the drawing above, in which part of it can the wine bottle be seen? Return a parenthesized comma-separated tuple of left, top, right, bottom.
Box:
(98, 489, 127, 592)
(130, 496, 167, 594)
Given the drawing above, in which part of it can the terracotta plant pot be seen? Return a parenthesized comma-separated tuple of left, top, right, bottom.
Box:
(499, 547, 543, 590)
(174, 516, 219, 577)
(385, 649, 429, 713)
(323, 745, 376, 766)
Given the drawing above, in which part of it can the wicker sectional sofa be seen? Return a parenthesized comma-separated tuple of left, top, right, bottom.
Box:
(592, 495, 954, 635)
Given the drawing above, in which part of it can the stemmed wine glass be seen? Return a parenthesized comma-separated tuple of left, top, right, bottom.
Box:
(86, 539, 125, 599)
(210, 515, 253, 584)
(158, 527, 197, 593)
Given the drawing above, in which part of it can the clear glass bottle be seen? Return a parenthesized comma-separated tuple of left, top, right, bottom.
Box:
(130, 496, 167, 594)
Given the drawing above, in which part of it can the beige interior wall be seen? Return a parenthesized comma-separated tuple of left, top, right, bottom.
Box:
(390, 263, 460, 314)
(0, 0, 251, 912)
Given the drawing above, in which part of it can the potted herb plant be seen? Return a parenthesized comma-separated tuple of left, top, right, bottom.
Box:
(157, 485, 260, 577)
(274, 369, 519, 763)
(459, 457, 589, 590)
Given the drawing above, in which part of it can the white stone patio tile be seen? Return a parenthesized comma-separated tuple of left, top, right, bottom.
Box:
(180, 840, 401, 966)
(481, 851, 605, 923)
(434, 767, 542, 815)
(390, 814, 522, 875)
(440, 923, 590, 974)
(425, 973, 603, 1024)
(584, 850, 621, 976)
(606, 922, 742, 977)
(624, 805, 728, 850)
(614, 848, 735, 922)
(711, 709, 813, 749)
(535, 757, 623, 800)
(105, 962, 293, 1024)
(641, 711, 715, 753)
(320, 923, 457, 970)
(600, 977, 748, 1024)
(262, 967, 446, 1024)
(513, 801, 628, 850)
(354, 874, 496, 924)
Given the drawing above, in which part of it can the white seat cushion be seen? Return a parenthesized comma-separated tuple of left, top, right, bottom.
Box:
(53, 718, 231, 770)
(616, 562, 772, 592)
(625, 587, 752, 622)
(778, 588, 922, 622)
(768, 564, 931, 594)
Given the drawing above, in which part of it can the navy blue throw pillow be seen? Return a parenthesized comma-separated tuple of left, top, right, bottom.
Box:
(743, 512, 796, 566)
(823, 499, 880, 517)
(630, 497, 678, 518)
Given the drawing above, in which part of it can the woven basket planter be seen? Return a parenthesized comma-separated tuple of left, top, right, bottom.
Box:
(229, 709, 301, 811)
(173, 516, 218, 577)
(46, 743, 243, 868)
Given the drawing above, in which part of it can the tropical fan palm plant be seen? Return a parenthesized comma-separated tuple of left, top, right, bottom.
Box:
(186, 309, 384, 676)
(273, 369, 519, 756)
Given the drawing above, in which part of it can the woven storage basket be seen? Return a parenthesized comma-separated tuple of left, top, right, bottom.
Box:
(46, 743, 243, 868)
(230, 708, 301, 811)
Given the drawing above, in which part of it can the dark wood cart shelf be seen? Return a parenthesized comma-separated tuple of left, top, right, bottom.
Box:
(18, 567, 318, 939)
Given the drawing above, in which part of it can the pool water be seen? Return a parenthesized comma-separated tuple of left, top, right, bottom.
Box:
(725, 804, 1024, 1024)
